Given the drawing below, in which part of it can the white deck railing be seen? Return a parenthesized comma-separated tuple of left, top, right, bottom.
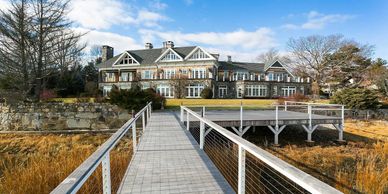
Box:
(181, 105, 342, 194)
(51, 102, 152, 194)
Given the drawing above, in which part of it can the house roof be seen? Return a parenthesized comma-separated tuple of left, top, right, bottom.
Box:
(97, 46, 197, 68)
(218, 61, 265, 72)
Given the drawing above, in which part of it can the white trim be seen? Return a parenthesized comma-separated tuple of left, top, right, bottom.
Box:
(154, 48, 184, 62)
(112, 51, 140, 66)
(264, 61, 294, 78)
(184, 46, 216, 61)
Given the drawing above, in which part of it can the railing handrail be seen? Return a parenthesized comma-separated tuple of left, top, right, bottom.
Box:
(284, 101, 344, 107)
(182, 106, 342, 194)
(51, 102, 152, 194)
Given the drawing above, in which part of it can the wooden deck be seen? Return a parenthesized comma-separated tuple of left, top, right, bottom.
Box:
(184, 110, 342, 127)
(118, 111, 234, 194)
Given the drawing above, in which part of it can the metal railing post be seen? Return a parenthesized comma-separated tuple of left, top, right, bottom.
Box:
(275, 105, 279, 128)
(180, 106, 184, 122)
(102, 154, 111, 194)
(308, 104, 312, 130)
(240, 101, 243, 131)
(186, 112, 190, 131)
(238, 145, 246, 194)
(200, 120, 205, 149)
(339, 105, 345, 141)
(142, 111, 146, 131)
(132, 110, 137, 153)
(284, 101, 287, 111)
(202, 106, 206, 117)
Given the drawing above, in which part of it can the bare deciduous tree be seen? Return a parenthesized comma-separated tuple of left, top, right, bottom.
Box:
(256, 48, 291, 65)
(287, 34, 344, 97)
(0, 0, 32, 96)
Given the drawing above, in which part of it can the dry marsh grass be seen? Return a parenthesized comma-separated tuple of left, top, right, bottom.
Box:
(0, 134, 133, 194)
(244, 120, 388, 194)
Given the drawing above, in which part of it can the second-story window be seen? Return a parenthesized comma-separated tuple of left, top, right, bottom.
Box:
(165, 69, 176, 79)
(142, 70, 154, 79)
(192, 68, 206, 79)
(105, 72, 116, 82)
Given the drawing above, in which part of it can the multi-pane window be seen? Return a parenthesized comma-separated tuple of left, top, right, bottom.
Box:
(300, 86, 305, 95)
(105, 72, 116, 82)
(157, 85, 174, 98)
(268, 72, 286, 81)
(281, 86, 297, 97)
(120, 72, 133, 82)
(234, 72, 249, 80)
(186, 84, 204, 98)
(189, 49, 209, 60)
(161, 50, 180, 61)
(273, 86, 278, 96)
(245, 85, 267, 97)
(103, 86, 112, 96)
(118, 55, 136, 65)
(142, 83, 150, 90)
(192, 68, 206, 79)
(142, 70, 154, 79)
(218, 86, 227, 98)
(164, 69, 176, 79)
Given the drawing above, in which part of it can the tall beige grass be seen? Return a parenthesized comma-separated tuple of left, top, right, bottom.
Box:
(0, 134, 133, 194)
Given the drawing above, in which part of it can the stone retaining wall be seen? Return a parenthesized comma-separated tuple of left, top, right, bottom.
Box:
(0, 103, 131, 131)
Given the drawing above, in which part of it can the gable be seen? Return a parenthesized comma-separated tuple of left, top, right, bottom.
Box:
(185, 47, 215, 60)
(113, 52, 140, 66)
(264, 60, 294, 77)
(155, 48, 183, 62)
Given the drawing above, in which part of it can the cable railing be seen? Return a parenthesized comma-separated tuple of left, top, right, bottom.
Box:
(181, 105, 342, 194)
(51, 102, 152, 194)
(182, 101, 345, 144)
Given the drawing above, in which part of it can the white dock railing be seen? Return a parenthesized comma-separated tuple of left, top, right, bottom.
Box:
(51, 102, 152, 194)
(181, 105, 342, 194)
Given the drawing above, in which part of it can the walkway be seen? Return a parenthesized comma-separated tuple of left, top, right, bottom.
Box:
(117, 111, 234, 194)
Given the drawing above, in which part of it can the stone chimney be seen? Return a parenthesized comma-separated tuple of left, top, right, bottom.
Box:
(227, 55, 232, 62)
(145, 42, 153, 49)
(163, 41, 174, 48)
(102, 45, 114, 62)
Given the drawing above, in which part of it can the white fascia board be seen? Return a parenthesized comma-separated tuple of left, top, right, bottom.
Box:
(184, 46, 216, 60)
(154, 48, 184, 63)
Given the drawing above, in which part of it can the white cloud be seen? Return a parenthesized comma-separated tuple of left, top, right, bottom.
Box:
(149, 0, 168, 10)
(282, 11, 354, 30)
(74, 28, 142, 56)
(139, 28, 277, 61)
(0, 0, 11, 10)
(68, 0, 168, 30)
(139, 28, 276, 50)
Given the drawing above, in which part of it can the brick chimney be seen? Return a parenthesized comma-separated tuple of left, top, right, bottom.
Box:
(102, 45, 114, 62)
(145, 42, 153, 49)
(163, 41, 174, 48)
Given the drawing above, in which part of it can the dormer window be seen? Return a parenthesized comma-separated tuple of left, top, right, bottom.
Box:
(189, 49, 210, 60)
(161, 50, 180, 61)
(113, 52, 139, 66)
(119, 55, 136, 65)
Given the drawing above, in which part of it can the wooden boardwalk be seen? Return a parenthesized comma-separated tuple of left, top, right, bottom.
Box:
(118, 111, 234, 194)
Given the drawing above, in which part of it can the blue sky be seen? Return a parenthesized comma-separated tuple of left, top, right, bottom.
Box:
(2, 0, 386, 61)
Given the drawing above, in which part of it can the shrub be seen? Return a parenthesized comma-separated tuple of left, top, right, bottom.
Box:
(109, 85, 165, 111)
(200, 88, 213, 99)
(331, 88, 381, 110)
(278, 93, 309, 104)
(40, 90, 57, 101)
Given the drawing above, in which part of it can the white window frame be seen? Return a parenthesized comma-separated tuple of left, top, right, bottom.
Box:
(192, 68, 206, 79)
(142, 70, 154, 80)
(237, 87, 243, 98)
(281, 86, 297, 97)
(245, 85, 267, 97)
(218, 86, 227, 98)
(103, 86, 112, 97)
(164, 69, 176, 79)
(186, 84, 204, 98)
(157, 85, 174, 98)
(105, 72, 116, 82)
